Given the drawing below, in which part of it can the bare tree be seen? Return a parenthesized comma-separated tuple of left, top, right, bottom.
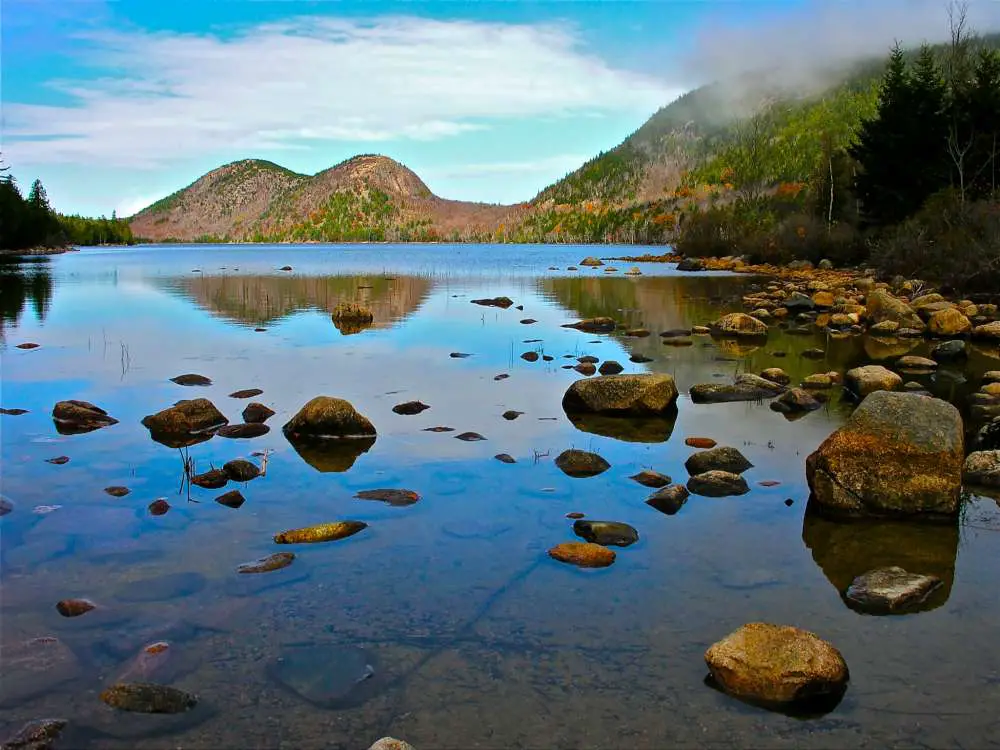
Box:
(945, 0, 975, 204)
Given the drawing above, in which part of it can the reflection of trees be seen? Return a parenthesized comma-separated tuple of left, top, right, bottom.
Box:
(0, 259, 52, 336)
(164, 274, 432, 328)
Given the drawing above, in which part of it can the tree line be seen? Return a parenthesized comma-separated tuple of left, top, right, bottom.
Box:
(675, 5, 1000, 290)
(0, 161, 135, 251)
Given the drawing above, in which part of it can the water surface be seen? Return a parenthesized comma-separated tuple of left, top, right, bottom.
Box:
(1, 244, 999, 749)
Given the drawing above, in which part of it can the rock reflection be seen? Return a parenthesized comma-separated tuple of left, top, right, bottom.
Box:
(801, 503, 957, 614)
(565, 406, 678, 443)
(285, 436, 377, 473)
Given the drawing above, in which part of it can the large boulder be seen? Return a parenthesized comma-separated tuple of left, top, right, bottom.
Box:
(676, 257, 705, 271)
(141, 399, 228, 446)
(710, 313, 768, 338)
(927, 308, 971, 337)
(805, 391, 963, 518)
(283, 397, 376, 440)
(690, 374, 785, 404)
(865, 290, 925, 331)
(704, 623, 848, 706)
(561, 374, 678, 416)
(844, 365, 902, 398)
(687, 470, 750, 497)
(770, 387, 823, 415)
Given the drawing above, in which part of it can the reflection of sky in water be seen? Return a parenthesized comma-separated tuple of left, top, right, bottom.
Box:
(1, 245, 999, 749)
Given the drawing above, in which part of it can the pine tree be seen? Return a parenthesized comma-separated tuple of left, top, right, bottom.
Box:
(909, 45, 950, 199)
(968, 48, 1000, 196)
(26, 179, 51, 211)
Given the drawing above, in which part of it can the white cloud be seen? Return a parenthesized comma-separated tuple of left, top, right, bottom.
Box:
(114, 194, 158, 217)
(4, 16, 677, 167)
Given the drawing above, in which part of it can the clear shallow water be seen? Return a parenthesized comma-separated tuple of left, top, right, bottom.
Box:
(1, 244, 999, 749)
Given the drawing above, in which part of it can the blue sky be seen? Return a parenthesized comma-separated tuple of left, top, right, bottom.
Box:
(4, 0, 997, 217)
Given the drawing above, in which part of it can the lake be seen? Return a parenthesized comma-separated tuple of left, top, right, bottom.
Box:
(1, 244, 999, 749)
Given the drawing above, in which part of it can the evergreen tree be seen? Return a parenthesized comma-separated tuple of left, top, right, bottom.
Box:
(909, 45, 950, 198)
(968, 48, 1000, 196)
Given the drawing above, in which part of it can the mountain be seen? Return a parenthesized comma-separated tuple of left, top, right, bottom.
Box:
(130, 155, 527, 243)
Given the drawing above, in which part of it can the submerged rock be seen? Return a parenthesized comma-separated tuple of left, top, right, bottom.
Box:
(806, 391, 963, 518)
(116, 572, 206, 603)
(354, 489, 420, 507)
(572, 520, 638, 547)
(55, 598, 96, 618)
(0, 496, 14, 516)
(191, 469, 228, 489)
(0, 636, 81, 708)
(843, 567, 942, 613)
(646, 485, 690, 515)
(223, 459, 260, 482)
(0, 718, 68, 750)
(51, 400, 119, 434)
(562, 373, 678, 416)
(242, 402, 276, 424)
(45, 456, 69, 465)
(392, 401, 430, 416)
(685, 446, 753, 476)
(273, 521, 368, 544)
(170, 374, 212, 387)
(704, 623, 848, 706)
(238, 552, 296, 574)
(216, 423, 270, 439)
(931, 339, 968, 362)
(690, 374, 785, 404)
(99, 683, 197, 714)
(630, 469, 671, 488)
(268, 644, 376, 708)
(687, 471, 750, 497)
(547, 542, 615, 568)
(554, 449, 610, 478)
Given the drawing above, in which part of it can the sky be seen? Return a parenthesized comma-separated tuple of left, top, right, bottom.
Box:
(3, 0, 1000, 217)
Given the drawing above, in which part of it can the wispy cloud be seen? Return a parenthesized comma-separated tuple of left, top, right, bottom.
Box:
(4, 16, 677, 167)
(425, 154, 592, 180)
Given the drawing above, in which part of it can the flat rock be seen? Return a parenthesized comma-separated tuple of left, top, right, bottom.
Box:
(494, 454, 516, 464)
(191, 469, 228, 489)
(238, 552, 296, 574)
(705, 622, 848, 706)
(547, 542, 615, 568)
(630, 470, 671, 488)
(572, 520, 638, 547)
(228, 388, 263, 399)
(104, 486, 131, 497)
(470, 297, 514, 308)
(422, 426, 454, 433)
(770, 388, 822, 415)
(0, 718, 68, 750)
(502, 410, 523, 420)
(554, 449, 610, 478)
(685, 437, 717, 449)
(0, 408, 28, 415)
(354, 489, 420, 507)
(843, 566, 942, 613)
(274, 521, 368, 544)
(454, 432, 486, 441)
(562, 374, 678, 415)
(690, 374, 784, 403)
(561, 317, 616, 333)
(687, 470, 750, 497)
(170, 374, 212, 387)
(845, 365, 902, 398)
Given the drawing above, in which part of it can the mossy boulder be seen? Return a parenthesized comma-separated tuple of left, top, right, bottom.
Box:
(141, 399, 228, 444)
(562, 374, 678, 416)
(705, 623, 848, 706)
(283, 397, 376, 440)
(845, 365, 902, 398)
(865, 290, 924, 331)
(805, 391, 963, 518)
(52, 400, 119, 435)
(710, 313, 768, 338)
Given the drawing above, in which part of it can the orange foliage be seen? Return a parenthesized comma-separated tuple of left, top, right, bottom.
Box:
(775, 182, 807, 199)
